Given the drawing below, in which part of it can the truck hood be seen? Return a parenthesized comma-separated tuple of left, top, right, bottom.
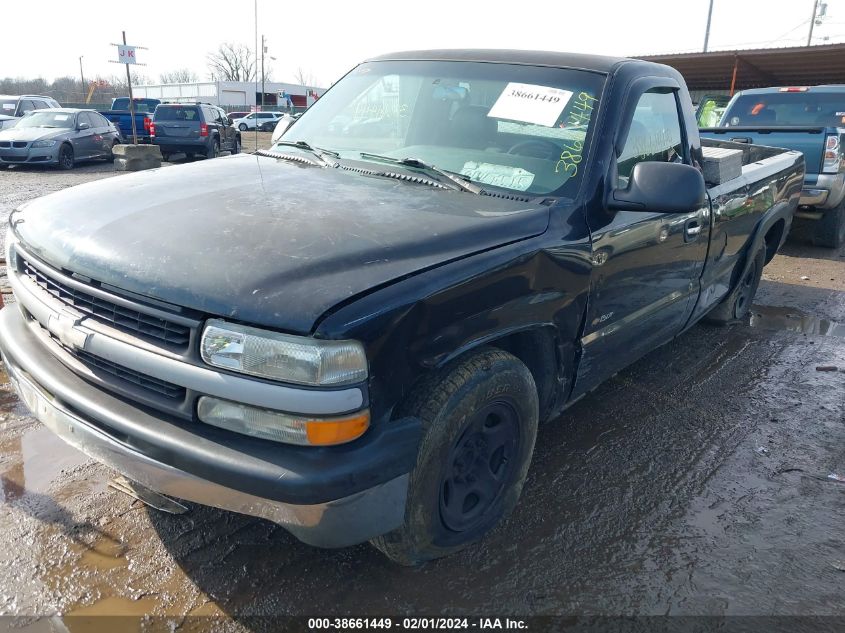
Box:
(14, 153, 550, 333)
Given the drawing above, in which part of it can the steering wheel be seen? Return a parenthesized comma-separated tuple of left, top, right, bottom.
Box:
(506, 139, 561, 160)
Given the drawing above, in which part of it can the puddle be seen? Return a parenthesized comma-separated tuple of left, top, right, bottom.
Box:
(79, 533, 128, 570)
(0, 425, 91, 502)
(747, 304, 845, 338)
(63, 596, 159, 633)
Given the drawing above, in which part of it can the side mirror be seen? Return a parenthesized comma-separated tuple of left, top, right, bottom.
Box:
(608, 162, 705, 213)
(78, 122, 90, 131)
(227, 117, 234, 125)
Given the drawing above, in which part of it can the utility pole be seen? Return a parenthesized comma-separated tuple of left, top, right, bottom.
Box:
(79, 56, 86, 102)
(703, 0, 714, 52)
(261, 34, 265, 111)
(123, 31, 138, 144)
(807, 0, 819, 45)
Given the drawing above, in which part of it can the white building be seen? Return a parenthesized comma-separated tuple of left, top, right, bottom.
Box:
(132, 80, 324, 109)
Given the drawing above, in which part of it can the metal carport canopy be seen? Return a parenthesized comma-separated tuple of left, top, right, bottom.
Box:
(639, 43, 845, 92)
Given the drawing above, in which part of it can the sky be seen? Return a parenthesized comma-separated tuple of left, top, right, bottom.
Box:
(2, 0, 844, 87)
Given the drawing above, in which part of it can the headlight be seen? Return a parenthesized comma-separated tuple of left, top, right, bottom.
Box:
(31, 140, 57, 148)
(200, 319, 368, 386)
(197, 396, 369, 445)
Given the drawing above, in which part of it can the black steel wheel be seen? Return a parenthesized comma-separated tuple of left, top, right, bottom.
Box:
(371, 347, 538, 565)
(439, 401, 520, 533)
(706, 245, 765, 323)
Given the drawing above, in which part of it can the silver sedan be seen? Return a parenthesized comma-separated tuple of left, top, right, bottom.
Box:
(0, 108, 120, 169)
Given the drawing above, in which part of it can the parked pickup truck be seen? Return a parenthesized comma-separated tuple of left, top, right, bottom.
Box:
(700, 85, 845, 248)
(0, 50, 803, 565)
(98, 97, 161, 143)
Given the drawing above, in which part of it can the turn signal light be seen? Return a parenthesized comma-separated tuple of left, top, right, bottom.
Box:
(197, 396, 370, 446)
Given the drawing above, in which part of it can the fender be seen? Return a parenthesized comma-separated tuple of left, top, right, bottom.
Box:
(315, 229, 592, 425)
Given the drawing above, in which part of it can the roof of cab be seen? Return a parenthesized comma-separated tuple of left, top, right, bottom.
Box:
(734, 84, 845, 95)
(366, 49, 631, 74)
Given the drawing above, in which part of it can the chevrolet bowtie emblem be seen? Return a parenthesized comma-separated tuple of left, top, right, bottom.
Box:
(46, 311, 89, 350)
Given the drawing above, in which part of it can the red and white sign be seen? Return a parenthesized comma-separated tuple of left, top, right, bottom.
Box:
(117, 45, 138, 65)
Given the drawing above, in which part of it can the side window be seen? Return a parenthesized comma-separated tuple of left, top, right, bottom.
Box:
(80, 112, 96, 128)
(617, 89, 684, 188)
(94, 112, 110, 127)
(19, 100, 36, 115)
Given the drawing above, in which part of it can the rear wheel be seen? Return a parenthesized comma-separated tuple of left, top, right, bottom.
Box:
(206, 140, 220, 160)
(238, 123, 248, 131)
(812, 200, 845, 249)
(370, 348, 538, 565)
(57, 144, 74, 170)
(706, 245, 765, 323)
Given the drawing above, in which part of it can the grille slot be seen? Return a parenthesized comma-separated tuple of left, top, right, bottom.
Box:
(19, 254, 191, 349)
(73, 349, 185, 399)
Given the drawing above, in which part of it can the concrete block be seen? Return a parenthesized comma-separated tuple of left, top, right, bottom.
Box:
(113, 144, 162, 172)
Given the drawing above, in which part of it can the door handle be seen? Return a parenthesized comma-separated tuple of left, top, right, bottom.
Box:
(684, 219, 702, 242)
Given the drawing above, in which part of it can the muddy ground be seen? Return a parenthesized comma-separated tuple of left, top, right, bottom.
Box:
(0, 149, 843, 631)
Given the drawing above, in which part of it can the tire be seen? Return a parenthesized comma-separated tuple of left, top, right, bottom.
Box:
(706, 245, 766, 323)
(57, 144, 74, 170)
(238, 123, 248, 131)
(206, 140, 219, 160)
(160, 152, 171, 162)
(370, 347, 539, 565)
(230, 136, 240, 155)
(812, 200, 845, 249)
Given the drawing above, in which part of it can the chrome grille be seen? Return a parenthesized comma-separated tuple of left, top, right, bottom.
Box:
(19, 254, 191, 349)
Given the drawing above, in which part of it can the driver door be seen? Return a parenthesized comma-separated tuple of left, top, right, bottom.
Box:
(573, 87, 710, 395)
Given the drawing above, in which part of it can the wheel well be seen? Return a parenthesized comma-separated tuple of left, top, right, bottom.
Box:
(488, 328, 559, 422)
(763, 219, 785, 264)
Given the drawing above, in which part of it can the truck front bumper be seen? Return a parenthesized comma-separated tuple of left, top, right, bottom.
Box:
(0, 305, 420, 548)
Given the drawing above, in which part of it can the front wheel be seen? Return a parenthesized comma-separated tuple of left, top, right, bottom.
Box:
(812, 200, 845, 249)
(238, 123, 248, 131)
(706, 245, 765, 324)
(57, 144, 74, 170)
(370, 347, 538, 565)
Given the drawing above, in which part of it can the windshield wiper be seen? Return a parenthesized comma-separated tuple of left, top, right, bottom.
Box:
(273, 140, 338, 166)
(357, 152, 483, 195)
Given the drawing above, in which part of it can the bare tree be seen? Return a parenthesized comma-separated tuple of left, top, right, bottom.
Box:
(293, 67, 319, 88)
(159, 68, 199, 84)
(207, 43, 256, 82)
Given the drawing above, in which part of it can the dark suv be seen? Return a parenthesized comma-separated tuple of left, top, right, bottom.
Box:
(150, 103, 241, 161)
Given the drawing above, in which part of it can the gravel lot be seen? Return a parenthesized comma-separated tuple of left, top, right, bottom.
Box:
(0, 150, 843, 630)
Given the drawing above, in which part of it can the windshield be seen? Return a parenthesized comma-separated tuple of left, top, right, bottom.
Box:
(722, 91, 845, 127)
(15, 111, 75, 129)
(278, 60, 605, 196)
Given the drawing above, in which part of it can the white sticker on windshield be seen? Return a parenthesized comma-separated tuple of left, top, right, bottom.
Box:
(2, 104, 13, 110)
(461, 162, 535, 192)
(488, 83, 573, 127)
(54, 114, 69, 121)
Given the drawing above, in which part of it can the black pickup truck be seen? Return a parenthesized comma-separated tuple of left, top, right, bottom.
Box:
(0, 50, 803, 565)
